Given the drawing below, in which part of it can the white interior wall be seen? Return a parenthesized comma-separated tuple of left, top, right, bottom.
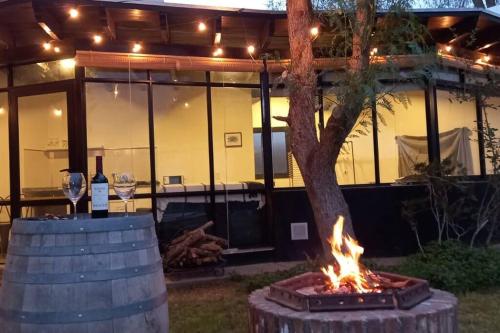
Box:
(437, 90, 480, 175)
(86, 83, 150, 183)
(378, 90, 428, 182)
(212, 88, 258, 184)
(153, 85, 210, 185)
(18, 92, 68, 193)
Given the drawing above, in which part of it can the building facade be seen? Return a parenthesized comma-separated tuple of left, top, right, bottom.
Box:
(0, 0, 499, 261)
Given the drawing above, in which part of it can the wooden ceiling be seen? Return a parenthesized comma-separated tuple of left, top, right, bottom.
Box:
(0, 0, 499, 65)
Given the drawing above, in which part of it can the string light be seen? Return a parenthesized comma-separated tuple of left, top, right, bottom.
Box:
(310, 26, 319, 37)
(93, 35, 103, 44)
(69, 8, 79, 19)
(198, 22, 207, 32)
(132, 43, 142, 53)
(213, 47, 223, 57)
(43, 42, 52, 51)
(247, 45, 255, 55)
(54, 46, 61, 53)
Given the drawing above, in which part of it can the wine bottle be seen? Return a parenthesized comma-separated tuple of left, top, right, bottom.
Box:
(91, 156, 109, 218)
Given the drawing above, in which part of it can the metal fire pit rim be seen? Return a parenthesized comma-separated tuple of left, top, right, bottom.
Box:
(266, 270, 432, 312)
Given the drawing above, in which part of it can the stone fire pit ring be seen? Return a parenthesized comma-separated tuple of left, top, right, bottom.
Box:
(249, 287, 457, 333)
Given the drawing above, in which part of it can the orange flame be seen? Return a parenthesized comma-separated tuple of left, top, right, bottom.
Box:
(320, 216, 379, 293)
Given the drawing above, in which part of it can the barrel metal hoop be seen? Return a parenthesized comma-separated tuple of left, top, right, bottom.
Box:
(7, 239, 158, 256)
(2, 260, 163, 284)
(0, 291, 168, 324)
(11, 215, 153, 235)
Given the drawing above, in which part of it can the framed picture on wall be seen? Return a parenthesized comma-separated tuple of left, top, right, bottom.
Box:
(224, 132, 242, 148)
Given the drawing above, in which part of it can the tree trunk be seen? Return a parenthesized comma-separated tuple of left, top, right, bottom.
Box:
(286, 0, 373, 256)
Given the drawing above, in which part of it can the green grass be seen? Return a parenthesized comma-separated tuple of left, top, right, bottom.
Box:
(167, 277, 500, 333)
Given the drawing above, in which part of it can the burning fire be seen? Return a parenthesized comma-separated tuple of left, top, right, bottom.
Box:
(320, 216, 380, 293)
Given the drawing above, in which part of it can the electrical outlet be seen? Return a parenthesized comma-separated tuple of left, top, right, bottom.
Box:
(290, 222, 309, 240)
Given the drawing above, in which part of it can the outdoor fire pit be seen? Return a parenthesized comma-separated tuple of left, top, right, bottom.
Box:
(266, 271, 432, 311)
(248, 217, 458, 332)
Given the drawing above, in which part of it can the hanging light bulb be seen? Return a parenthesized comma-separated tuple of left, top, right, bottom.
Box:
(247, 45, 255, 55)
(213, 47, 223, 57)
(54, 46, 61, 53)
(93, 35, 103, 44)
(132, 43, 142, 53)
(43, 42, 52, 51)
(310, 26, 319, 37)
(69, 8, 79, 19)
(198, 22, 207, 32)
(370, 47, 378, 56)
(53, 108, 63, 117)
(444, 45, 452, 52)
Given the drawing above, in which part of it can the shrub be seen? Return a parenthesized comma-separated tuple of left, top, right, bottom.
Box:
(395, 241, 500, 293)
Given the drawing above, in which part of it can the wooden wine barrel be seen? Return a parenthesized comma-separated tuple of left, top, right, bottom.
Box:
(0, 213, 168, 333)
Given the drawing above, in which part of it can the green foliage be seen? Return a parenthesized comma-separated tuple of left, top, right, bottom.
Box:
(395, 241, 500, 293)
(402, 159, 475, 247)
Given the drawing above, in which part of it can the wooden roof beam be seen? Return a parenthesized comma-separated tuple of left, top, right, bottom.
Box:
(32, 1, 63, 41)
(99, 7, 116, 40)
(431, 15, 479, 45)
(159, 12, 169, 44)
(0, 26, 13, 50)
(259, 19, 274, 50)
(471, 26, 500, 51)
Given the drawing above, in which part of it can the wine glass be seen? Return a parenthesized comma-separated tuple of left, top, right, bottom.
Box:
(62, 173, 87, 220)
(113, 173, 136, 217)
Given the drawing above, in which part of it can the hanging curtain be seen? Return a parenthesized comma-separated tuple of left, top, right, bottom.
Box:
(396, 127, 473, 177)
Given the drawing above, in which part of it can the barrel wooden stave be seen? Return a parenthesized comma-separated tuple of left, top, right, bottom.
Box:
(0, 214, 168, 333)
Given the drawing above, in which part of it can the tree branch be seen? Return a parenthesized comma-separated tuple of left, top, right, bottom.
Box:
(273, 115, 290, 123)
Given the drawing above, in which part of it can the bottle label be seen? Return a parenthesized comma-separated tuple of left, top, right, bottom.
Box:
(91, 183, 109, 211)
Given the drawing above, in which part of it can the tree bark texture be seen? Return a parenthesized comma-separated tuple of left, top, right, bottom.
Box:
(286, 0, 374, 256)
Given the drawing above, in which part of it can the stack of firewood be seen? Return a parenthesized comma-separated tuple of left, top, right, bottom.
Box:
(164, 221, 228, 268)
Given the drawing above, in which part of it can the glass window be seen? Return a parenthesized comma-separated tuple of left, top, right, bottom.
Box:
(0, 67, 7, 88)
(211, 72, 260, 84)
(377, 90, 428, 183)
(86, 83, 150, 193)
(153, 85, 209, 190)
(212, 87, 263, 184)
(14, 59, 75, 86)
(437, 89, 480, 175)
(85, 68, 147, 81)
(252, 89, 297, 187)
(324, 94, 376, 185)
(151, 70, 205, 83)
(483, 97, 500, 175)
(18, 92, 69, 200)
